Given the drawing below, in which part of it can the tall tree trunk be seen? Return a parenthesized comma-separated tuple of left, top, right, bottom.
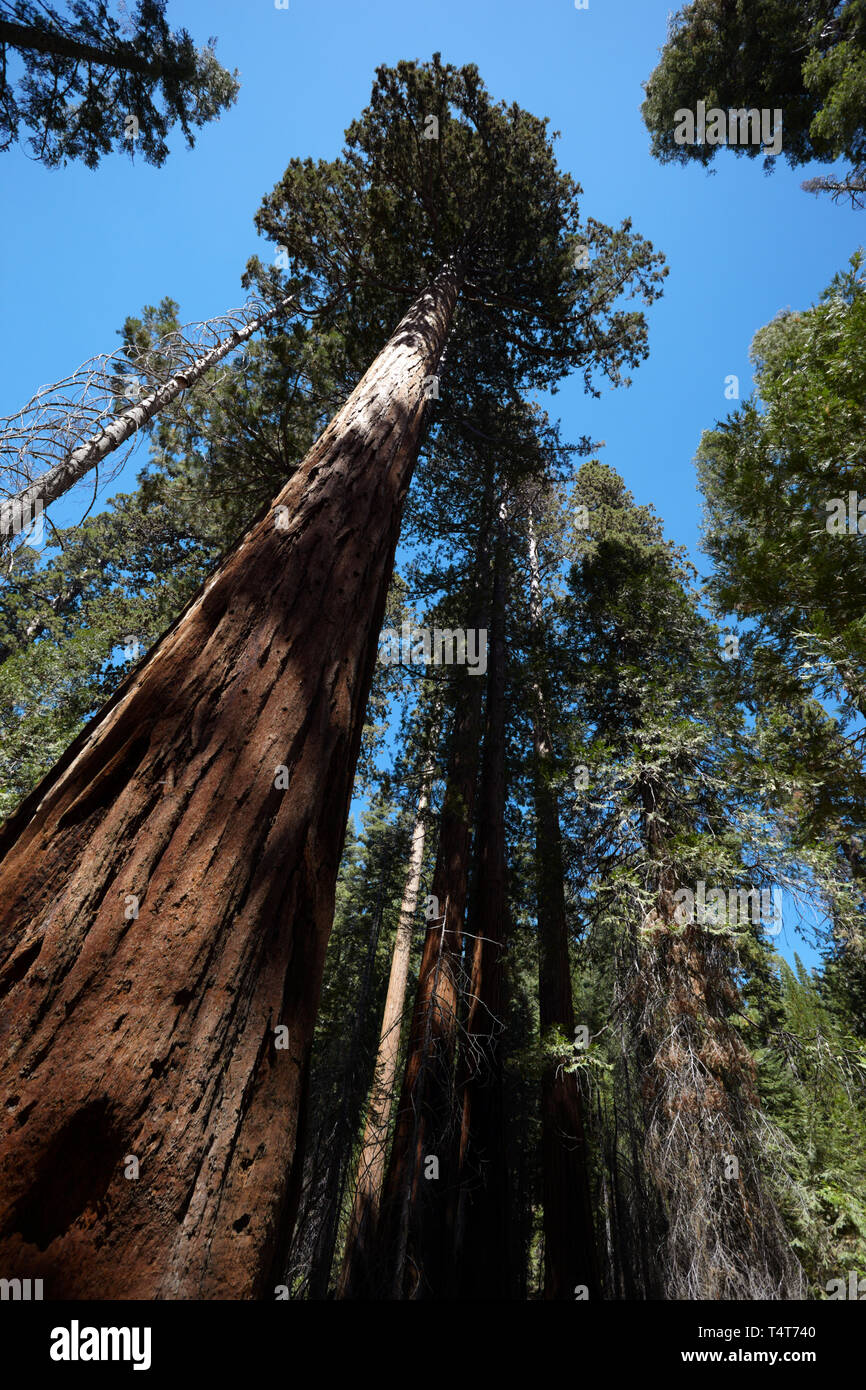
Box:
(373, 481, 495, 1300)
(376, 685, 485, 1298)
(0, 297, 292, 540)
(0, 261, 461, 1299)
(338, 774, 431, 1298)
(452, 516, 512, 1299)
(527, 512, 600, 1300)
(625, 772, 803, 1299)
(628, 917, 804, 1300)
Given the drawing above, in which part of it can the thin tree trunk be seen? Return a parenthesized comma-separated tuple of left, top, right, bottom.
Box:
(377, 695, 483, 1298)
(527, 512, 600, 1300)
(374, 482, 494, 1300)
(338, 774, 431, 1298)
(452, 515, 511, 1299)
(0, 297, 292, 540)
(0, 261, 461, 1299)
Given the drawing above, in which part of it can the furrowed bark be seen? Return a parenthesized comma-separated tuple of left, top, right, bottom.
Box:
(0, 298, 292, 541)
(0, 261, 460, 1299)
(624, 769, 804, 1299)
(338, 773, 431, 1298)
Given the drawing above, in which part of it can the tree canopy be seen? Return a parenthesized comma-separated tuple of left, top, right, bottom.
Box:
(0, 0, 238, 166)
(642, 0, 866, 202)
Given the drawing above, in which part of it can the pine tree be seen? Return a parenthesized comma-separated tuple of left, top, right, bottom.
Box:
(0, 0, 238, 167)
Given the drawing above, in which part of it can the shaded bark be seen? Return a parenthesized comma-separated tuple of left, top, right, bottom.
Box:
(0, 262, 461, 1299)
(621, 769, 803, 1298)
(628, 918, 804, 1300)
(338, 775, 431, 1298)
(376, 684, 485, 1298)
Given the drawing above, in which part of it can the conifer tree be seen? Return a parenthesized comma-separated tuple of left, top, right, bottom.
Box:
(561, 461, 804, 1299)
(642, 0, 866, 202)
(0, 58, 663, 1298)
(0, 0, 238, 167)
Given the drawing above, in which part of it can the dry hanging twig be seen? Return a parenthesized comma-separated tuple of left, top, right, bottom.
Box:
(0, 295, 294, 541)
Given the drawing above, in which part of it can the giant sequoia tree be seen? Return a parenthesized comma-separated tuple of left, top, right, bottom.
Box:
(0, 57, 664, 1298)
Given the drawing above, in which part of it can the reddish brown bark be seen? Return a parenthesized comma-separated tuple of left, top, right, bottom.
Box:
(372, 486, 495, 1300)
(0, 263, 461, 1299)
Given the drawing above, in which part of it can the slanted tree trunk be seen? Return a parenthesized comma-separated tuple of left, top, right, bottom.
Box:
(0, 261, 461, 1299)
(527, 512, 600, 1301)
(338, 774, 431, 1298)
(452, 517, 512, 1299)
(0, 297, 292, 540)
(0, 20, 193, 79)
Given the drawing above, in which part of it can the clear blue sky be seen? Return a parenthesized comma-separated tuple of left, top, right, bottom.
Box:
(2, 0, 859, 966)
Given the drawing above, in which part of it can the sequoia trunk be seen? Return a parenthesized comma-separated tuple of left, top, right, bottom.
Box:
(0, 262, 460, 1299)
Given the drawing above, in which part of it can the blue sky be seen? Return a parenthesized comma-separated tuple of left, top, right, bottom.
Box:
(2, 0, 860, 966)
